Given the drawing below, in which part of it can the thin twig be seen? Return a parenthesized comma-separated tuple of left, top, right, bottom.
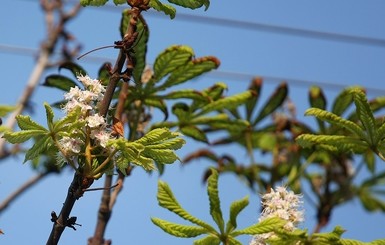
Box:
(0, 171, 51, 214)
(0, 1, 81, 159)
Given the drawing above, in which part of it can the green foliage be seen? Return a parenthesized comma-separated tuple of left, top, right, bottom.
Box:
(297, 88, 385, 161)
(80, 0, 109, 7)
(149, 0, 176, 19)
(152, 168, 287, 244)
(109, 128, 185, 172)
(0, 105, 16, 117)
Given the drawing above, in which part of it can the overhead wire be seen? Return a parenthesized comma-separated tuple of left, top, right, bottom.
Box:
(1, 43, 385, 96)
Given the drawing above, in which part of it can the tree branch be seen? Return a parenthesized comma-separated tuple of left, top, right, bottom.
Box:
(0, 171, 51, 214)
(0, 0, 81, 159)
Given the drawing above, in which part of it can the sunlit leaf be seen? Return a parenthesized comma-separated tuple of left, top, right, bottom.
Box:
(207, 169, 224, 232)
(152, 45, 194, 84)
(232, 217, 285, 236)
(196, 91, 253, 116)
(193, 235, 221, 245)
(157, 180, 215, 231)
(180, 125, 208, 143)
(226, 196, 249, 233)
(157, 56, 220, 91)
(3, 130, 47, 144)
(24, 135, 52, 163)
(151, 218, 207, 237)
(15, 115, 46, 131)
(350, 89, 377, 145)
(331, 86, 362, 116)
(304, 108, 366, 139)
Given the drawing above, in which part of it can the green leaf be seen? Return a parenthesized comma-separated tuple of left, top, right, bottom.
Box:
(180, 125, 208, 143)
(253, 82, 288, 125)
(120, 9, 150, 84)
(3, 130, 48, 144)
(162, 89, 208, 101)
(24, 135, 52, 163)
(151, 45, 195, 85)
(0, 105, 16, 117)
(358, 189, 385, 212)
(172, 103, 190, 121)
(16, 115, 46, 131)
(197, 91, 253, 116)
(44, 103, 55, 130)
(149, 0, 176, 19)
(304, 108, 366, 139)
(43, 75, 77, 92)
(59, 61, 86, 77)
(151, 217, 207, 237)
(207, 169, 225, 232)
(245, 77, 262, 121)
(193, 235, 221, 245)
(168, 0, 210, 10)
(340, 239, 372, 245)
(133, 19, 149, 84)
(143, 98, 168, 120)
(157, 56, 220, 91)
(157, 180, 215, 231)
(113, 0, 126, 4)
(296, 134, 368, 153)
(232, 217, 285, 236)
(136, 128, 184, 146)
(226, 196, 249, 233)
(331, 86, 362, 116)
(309, 86, 327, 132)
(80, 0, 108, 6)
(143, 148, 180, 164)
(350, 89, 377, 145)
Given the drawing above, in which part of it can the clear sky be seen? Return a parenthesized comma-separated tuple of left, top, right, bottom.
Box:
(1, 1, 385, 244)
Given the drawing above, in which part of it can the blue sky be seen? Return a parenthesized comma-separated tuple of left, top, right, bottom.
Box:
(1, 1, 385, 244)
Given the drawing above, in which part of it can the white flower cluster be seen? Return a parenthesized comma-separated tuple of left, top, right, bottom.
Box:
(250, 186, 304, 245)
(59, 75, 111, 155)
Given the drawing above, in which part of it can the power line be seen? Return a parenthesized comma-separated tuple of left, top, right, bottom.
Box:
(1, 43, 385, 96)
(15, 0, 385, 48)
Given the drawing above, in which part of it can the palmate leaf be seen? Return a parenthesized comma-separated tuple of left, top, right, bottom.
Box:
(3, 130, 48, 144)
(16, 115, 46, 131)
(151, 45, 194, 85)
(193, 235, 221, 245)
(304, 108, 366, 139)
(196, 91, 254, 117)
(350, 89, 377, 145)
(156, 56, 220, 92)
(253, 82, 288, 125)
(156, 180, 216, 231)
(168, 0, 210, 10)
(296, 134, 368, 153)
(136, 127, 184, 147)
(232, 217, 286, 236)
(24, 135, 52, 163)
(143, 148, 180, 164)
(309, 86, 327, 132)
(180, 125, 208, 143)
(331, 86, 362, 116)
(162, 89, 208, 102)
(43, 75, 78, 92)
(207, 169, 225, 232)
(226, 196, 249, 233)
(149, 0, 176, 19)
(151, 218, 207, 237)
